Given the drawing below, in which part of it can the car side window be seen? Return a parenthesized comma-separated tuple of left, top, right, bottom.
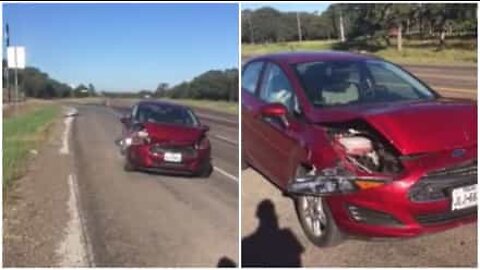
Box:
(259, 63, 297, 113)
(242, 61, 264, 94)
(367, 63, 420, 100)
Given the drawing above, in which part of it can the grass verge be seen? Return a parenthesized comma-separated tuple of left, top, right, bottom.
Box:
(3, 104, 60, 188)
(242, 38, 477, 66)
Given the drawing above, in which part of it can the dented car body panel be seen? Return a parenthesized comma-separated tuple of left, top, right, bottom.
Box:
(242, 51, 477, 238)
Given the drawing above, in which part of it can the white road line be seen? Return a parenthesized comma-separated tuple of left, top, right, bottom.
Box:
(214, 166, 238, 182)
(60, 113, 74, 155)
(56, 174, 92, 267)
(213, 134, 238, 145)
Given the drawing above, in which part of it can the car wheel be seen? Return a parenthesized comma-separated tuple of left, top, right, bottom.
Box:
(241, 145, 249, 170)
(124, 157, 135, 172)
(197, 162, 212, 178)
(293, 166, 344, 247)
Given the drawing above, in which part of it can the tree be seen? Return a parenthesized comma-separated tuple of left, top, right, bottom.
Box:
(166, 68, 238, 101)
(155, 82, 169, 97)
(88, 83, 96, 96)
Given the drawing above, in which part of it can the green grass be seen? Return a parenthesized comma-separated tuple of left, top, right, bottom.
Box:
(163, 98, 238, 114)
(242, 38, 477, 66)
(242, 40, 337, 57)
(3, 105, 60, 187)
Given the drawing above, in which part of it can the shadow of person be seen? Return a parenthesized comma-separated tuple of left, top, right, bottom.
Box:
(242, 199, 304, 267)
(217, 256, 237, 267)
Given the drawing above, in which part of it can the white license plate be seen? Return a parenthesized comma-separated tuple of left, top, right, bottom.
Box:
(451, 184, 477, 211)
(164, 152, 182, 163)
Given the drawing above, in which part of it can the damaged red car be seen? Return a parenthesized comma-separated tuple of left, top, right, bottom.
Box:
(242, 52, 477, 246)
(118, 100, 212, 177)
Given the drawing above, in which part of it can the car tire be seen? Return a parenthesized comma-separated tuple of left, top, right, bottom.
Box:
(293, 166, 344, 247)
(196, 162, 213, 178)
(241, 146, 249, 170)
(124, 157, 136, 172)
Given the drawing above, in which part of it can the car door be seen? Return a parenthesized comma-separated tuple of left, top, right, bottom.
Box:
(252, 62, 303, 187)
(241, 60, 268, 171)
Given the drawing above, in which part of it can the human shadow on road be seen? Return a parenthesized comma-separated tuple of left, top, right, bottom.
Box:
(217, 256, 237, 267)
(242, 199, 304, 267)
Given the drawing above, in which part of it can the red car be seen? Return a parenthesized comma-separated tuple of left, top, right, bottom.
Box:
(242, 52, 477, 246)
(119, 100, 212, 177)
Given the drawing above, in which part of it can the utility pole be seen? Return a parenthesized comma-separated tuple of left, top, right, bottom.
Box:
(339, 7, 346, 42)
(296, 12, 303, 42)
(5, 23, 10, 103)
(14, 46, 19, 103)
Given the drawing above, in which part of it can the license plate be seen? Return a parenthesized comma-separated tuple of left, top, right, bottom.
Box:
(451, 184, 477, 211)
(164, 152, 182, 163)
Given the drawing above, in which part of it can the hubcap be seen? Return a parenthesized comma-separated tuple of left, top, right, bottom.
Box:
(301, 196, 327, 237)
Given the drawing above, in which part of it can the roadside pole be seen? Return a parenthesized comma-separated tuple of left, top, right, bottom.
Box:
(14, 47, 18, 104)
(5, 23, 10, 103)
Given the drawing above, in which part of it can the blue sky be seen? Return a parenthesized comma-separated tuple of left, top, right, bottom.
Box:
(3, 3, 239, 92)
(241, 3, 330, 14)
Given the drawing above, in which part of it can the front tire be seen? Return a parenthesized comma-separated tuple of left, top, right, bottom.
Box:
(196, 162, 212, 178)
(293, 166, 344, 247)
(124, 156, 136, 172)
(241, 146, 249, 170)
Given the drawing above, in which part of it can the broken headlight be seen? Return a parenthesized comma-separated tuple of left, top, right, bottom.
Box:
(287, 166, 390, 196)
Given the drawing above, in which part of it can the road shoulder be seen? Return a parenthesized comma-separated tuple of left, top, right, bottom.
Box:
(3, 112, 75, 266)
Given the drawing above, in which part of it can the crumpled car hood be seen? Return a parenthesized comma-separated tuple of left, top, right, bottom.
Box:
(143, 122, 203, 144)
(308, 98, 477, 155)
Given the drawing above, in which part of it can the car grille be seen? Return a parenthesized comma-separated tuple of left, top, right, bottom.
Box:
(426, 160, 477, 178)
(415, 207, 477, 225)
(409, 160, 477, 202)
(150, 144, 196, 157)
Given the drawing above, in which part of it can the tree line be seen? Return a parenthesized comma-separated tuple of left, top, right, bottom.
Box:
(242, 3, 477, 49)
(104, 68, 239, 102)
(158, 68, 238, 101)
(2, 60, 96, 101)
(2, 60, 238, 102)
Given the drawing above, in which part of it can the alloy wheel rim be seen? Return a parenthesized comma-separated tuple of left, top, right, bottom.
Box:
(301, 195, 327, 237)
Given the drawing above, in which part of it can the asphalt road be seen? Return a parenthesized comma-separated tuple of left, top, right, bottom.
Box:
(403, 64, 477, 99)
(71, 103, 238, 266)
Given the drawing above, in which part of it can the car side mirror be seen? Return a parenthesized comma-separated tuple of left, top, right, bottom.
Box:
(120, 115, 131, 124)
(200, 125, 210, 132)
(260, 103, 287, 118)
(260, 103, 289, 128)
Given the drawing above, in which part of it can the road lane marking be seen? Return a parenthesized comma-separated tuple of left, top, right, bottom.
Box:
(60, 109, 75, 155)
(213, 134, 238, 145)
(57, 174, 93, 266)
(214, 166, 238, 182)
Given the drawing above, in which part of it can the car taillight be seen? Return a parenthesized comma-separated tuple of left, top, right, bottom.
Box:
(196, 136, 210, 150)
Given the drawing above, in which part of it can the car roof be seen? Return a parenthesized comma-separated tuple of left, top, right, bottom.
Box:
(245, 51, 380, 65)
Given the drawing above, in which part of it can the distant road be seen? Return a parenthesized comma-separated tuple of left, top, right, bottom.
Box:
(403, 64, 477, 99)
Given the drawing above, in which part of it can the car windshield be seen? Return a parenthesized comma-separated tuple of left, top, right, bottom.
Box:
(294, 60, 436, 107)
(135, 104, 199, 127)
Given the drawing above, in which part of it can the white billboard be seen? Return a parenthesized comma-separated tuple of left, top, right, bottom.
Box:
(7, 46, 26, 69)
